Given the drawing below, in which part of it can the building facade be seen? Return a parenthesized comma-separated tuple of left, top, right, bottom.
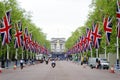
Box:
(51, 38, 65, 53)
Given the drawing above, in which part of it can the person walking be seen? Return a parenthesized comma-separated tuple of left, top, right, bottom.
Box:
(20, 59, 24, 69)
(51, 58, 56, 68)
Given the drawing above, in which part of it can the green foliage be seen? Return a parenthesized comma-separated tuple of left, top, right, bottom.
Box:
(65, 0, 120, 57)
(0, 0, 50, 60)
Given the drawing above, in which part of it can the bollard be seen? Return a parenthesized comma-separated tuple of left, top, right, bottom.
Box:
(13, 64, 17, 70)
(109, 65, 115, 73)
(0, 67, 2, 73)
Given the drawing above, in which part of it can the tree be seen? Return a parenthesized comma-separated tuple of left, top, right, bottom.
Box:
(0, 0, 50, 60)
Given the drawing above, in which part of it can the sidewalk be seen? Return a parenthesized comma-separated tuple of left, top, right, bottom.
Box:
(115, 69, 120, 75)
(70, 60, 120, 75)
(0, 61, 40, 74)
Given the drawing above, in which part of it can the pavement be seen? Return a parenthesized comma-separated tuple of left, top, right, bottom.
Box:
(0, 61, 120, 80)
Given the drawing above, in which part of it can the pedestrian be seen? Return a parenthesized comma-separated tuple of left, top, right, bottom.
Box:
(45, 58, 49, 64)
(51, 58, 56, 68)
(96, 60, 101, 69)
(20, 59, 24, 69)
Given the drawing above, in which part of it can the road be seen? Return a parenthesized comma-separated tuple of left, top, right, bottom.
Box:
(0, 61, 120, 80)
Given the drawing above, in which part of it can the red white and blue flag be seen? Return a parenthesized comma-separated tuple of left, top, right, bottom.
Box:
(116, 0, 120, 38)
(92, 23, 102, 49)
(32, 40, 36, 53)
(75, 39, 79, 53)
(82, 35, 87, 52)
(78, 36, 82, 53)
(14, 21, 23, 48)
(86, 28, 92, 50)
(77, 37, 81, 53)
(0, 10, 12, 45)
(103, 16, 112, 45)
(23, 28, 29, 50)
(34, 41, 37, 53)
(34, 40, 38, 53)
(79, 36, 83, 53)
(27, 33, 32, 52)
(91, 23, 96, 47)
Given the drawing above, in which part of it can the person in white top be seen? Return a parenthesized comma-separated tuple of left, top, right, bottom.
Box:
(51, 59, 56, 68)
(20, 59, 24, 69)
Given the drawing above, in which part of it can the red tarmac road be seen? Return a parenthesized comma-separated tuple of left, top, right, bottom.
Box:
(0, 61, 120, 80)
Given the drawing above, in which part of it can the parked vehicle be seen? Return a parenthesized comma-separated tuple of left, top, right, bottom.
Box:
(88, 58, 109, 69)
(100, 58, 109, 69)
(36, 54, 44, 63)
(88, 58, 97, 69)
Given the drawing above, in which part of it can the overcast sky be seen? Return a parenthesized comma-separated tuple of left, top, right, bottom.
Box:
(18, 0, 92, 40)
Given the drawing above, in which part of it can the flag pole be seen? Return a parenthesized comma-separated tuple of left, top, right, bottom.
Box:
(31, 51, 32, 59)
(105, 45, 107, 59)
(22, 48, 23, 59)
(90, 45, 93, 58)
(91, 49, 92, 58)
(27, 50, 28, 60)
(6, 44, 9, 68)
(15, 49, 18, 66)
(96, 49, 98, 58)
(116, 36, 119, 60)
(7, 44, 9, 60)
(116, 36, 119, 68)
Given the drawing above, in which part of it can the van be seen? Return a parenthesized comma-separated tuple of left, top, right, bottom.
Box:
(88, 58, 97, 69)
(99, 58, 109, 69)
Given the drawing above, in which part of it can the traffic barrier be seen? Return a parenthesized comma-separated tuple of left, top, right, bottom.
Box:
(13, 64, 17, 70)
(109, 65, 115, 73)
(0, 67, 2, 73)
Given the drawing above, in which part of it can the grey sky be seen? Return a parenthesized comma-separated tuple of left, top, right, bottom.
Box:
(18, 0, 92, 40)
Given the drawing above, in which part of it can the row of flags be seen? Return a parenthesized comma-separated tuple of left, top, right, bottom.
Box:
(67, 23, 101, 54)
(67, 0, 120, 54)
(0, 10, 48, 54)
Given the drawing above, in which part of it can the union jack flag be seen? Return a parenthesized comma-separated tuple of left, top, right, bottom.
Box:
(14, 21, 23, 48)
(75, 39, 79, 53)
(79, 36, 84, 53)
(103, 16, 112, 45)
(27, 33, 32, 52)
(77, 37, 81, 53)
(32, 40, 36, 53)
(34, 40, 37, 53)
(23, 28, 29, 50)
(86, 28, 92, 50)
(0, 10, 12, 46)
(92, 23, 102, 49)
(74, 44, 77, 53)
(116, 0, 120, 38)
(91, 23, 96, 47)
(82, 36, 87, 52)
(40, 46, 44, 54)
